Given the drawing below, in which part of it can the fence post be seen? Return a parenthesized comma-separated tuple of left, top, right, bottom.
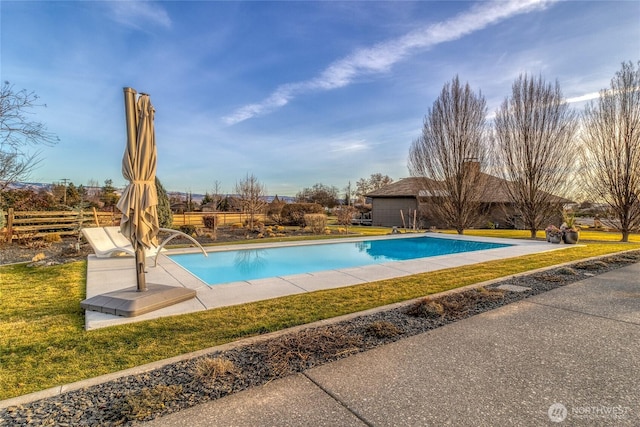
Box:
(6, 208, 14, 244)
(92, 207, 100, 226)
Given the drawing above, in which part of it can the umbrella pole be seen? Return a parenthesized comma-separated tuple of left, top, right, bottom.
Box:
(135, 247, 147, 292)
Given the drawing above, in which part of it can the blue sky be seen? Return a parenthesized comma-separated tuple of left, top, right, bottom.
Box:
(2, 1, 639, 196)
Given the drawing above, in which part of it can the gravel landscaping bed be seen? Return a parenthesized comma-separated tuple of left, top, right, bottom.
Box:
(2, 250, 639, 426)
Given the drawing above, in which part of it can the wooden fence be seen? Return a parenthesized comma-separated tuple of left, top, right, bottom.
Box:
(1, 209, 267, 243)
(172, 212, 266, 227)
(2, 208, 122, 242)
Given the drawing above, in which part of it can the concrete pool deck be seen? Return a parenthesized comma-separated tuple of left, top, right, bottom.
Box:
(84, 233, 567, 330)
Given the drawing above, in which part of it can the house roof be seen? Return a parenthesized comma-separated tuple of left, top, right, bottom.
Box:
(367, 174, 572, 204)
(366, 177, 435, 197)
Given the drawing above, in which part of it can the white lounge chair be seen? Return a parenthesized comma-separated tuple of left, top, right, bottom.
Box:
(82, 226, 207, 266)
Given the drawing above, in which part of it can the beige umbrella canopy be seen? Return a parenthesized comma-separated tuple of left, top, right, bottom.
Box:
(116, 88, 159, 291)
(80, 87, 197, 317)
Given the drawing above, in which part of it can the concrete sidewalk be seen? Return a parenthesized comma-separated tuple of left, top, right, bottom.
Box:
(144, 263, 640, 426)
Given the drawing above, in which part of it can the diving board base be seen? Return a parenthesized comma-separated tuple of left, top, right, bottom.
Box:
(81, 284, 197, 317)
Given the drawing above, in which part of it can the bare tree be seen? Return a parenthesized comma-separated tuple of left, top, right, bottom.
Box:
(0, 81, 58, 190)
(211, 180, 223, 211)
(355, 173, 393, 203)
(235, 173, 267, 229)
(580, 61, 640, 242)
(334, 204, 357, 234)
(343, 181, 355, 206)
(408, 76, 488, 234)
(493, 74, 578, 238)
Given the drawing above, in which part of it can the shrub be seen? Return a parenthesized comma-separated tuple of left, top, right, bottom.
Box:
(574, 260, 608, 270)
(557, 267, 577, 275)
(267, 198, 286, 225)
(406, 298, 444, 318)
(304, 214, 327, 234)
(475, 286, 506, 300)
(193, 357, 238, 385)
(281, 203, 323, 226)
(179, 224, 196, 236)
(31, 252, 46, 262)
(202, 215, 217, 230)
(118, 384, 183, 421)
(334, 205, 357, 230)
(365, 321, 403, 339)
(43, 233, 62, 243)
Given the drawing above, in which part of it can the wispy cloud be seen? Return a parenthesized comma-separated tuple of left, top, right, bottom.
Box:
(108, 1, 172, 30)
(567, 85, 640, 105)
(566, 92, 600, 104)
(223, 0, 556, 125)
(329, 140, 370, 153)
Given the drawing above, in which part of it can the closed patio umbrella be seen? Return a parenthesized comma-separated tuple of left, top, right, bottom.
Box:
(116, 88, 159, 291)
(80, 87, 196, 318)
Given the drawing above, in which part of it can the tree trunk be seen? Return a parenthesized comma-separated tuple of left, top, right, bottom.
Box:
(530, 229, 537, 239)
(621, 231, 630, 243)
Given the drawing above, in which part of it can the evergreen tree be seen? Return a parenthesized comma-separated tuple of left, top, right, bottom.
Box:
(156, 177, 173, 228)
(100, 179, 119, 208)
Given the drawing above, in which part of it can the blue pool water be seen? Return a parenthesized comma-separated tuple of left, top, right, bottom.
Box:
(169, 236, 511, 286)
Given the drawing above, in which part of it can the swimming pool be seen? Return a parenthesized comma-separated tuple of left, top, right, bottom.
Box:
(169, 235, 511, 286)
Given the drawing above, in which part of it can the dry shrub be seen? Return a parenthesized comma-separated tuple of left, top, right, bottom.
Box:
(281, 203, 323, 226)
(557, 267, 577, 275)
(303, 213, 327, 234)
(533, 274, 564, 282)
(43, 233, 61, 243)
(31, 252, 46, 262)
(440, 288, 505, 315)
(408, 287, 505, 319)
(193, 357, 238, 385)
(179, 224, 196, 236)
(438, 293, 472, 314)
(365, 321, 403, 339)
(118, 384, 182, 421)
(266, 325, 362, 376)
(607, 253, 640, 263)
(406, 298, 444, 318)
(475, 286, 506, 300)
(574, 260, 608, 270)
(21, 234, 48, 248)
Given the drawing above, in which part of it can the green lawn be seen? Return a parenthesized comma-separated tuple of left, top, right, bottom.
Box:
(1, 229, 639, 400)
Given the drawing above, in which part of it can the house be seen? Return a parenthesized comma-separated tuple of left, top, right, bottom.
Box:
(366, 174, 570, 229)
(365, 177, 431, 228)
